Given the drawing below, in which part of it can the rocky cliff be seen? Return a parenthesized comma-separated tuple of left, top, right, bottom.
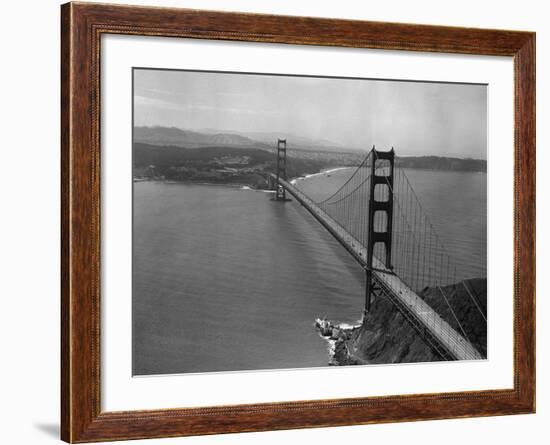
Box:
(316, 278, 487, 365)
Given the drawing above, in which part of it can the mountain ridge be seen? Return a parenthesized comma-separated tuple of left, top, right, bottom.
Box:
(134, 126, 270, 149)
(134, 126, 361, 152)
(133, 126, 487, 169)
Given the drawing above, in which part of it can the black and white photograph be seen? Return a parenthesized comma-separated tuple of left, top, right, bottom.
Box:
(132, 68, 488, 376)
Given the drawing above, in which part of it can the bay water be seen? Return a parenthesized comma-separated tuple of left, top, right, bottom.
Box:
(133, 168, 486, 375)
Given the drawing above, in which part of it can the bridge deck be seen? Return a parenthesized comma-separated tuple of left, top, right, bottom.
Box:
(274, 175, 483, 361)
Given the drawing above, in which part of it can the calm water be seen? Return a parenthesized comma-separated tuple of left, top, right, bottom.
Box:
(133, 169, 486, 375)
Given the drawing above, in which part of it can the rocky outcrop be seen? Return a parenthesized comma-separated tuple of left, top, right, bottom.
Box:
(315, 278, 487, 365)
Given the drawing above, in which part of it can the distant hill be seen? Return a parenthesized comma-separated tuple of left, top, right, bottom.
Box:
(134, 126, 361, 153)
(133, 142, 336, 181)
(198, 129, 358, 152)
(396, 156, 486, 172)
(134, 127, 486, 173)
(134, 126, 270, 149)
(133, 142, 273, 168)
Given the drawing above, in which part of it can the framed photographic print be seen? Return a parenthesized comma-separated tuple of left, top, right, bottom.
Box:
(61, 2, 535, 442)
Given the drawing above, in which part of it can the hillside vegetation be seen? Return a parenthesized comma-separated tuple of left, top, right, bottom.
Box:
(133, 128, 487, 187)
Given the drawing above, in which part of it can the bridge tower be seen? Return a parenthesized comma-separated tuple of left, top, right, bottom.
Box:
(274, 139, 289, 201)
(364, 147, 395, 313)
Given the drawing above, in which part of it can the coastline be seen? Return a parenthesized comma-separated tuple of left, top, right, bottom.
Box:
(133, 177, 272, 190)
(132, 166, 352, 190)
(290, 166, 352, 185)
(133, 165, 485, 190)
(315, 278, 487, 365)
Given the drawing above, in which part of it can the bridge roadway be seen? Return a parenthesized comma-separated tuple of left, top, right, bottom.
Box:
(273, 175, 483, 361)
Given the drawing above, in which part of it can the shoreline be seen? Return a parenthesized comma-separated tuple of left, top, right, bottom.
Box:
(134, 166, 485, 189)
(315, 277, 487, 365)
(290, 166, 352, 185)
(133, 178, 272, 190)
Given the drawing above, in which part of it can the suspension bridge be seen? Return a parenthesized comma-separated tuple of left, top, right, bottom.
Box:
(269, 139, 485, 361)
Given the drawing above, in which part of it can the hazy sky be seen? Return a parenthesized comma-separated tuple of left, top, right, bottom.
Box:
(134, 68, 487, 159)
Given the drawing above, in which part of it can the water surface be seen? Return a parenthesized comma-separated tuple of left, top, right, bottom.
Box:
(133, 169, 486, 375)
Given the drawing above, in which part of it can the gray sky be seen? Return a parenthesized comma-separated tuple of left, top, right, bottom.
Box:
(134, 69, 487, 159)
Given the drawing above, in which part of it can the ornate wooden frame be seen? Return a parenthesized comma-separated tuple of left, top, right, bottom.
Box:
(61, 2, 536, 442)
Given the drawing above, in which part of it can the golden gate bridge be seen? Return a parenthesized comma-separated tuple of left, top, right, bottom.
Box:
(269, 139, 486, 361)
